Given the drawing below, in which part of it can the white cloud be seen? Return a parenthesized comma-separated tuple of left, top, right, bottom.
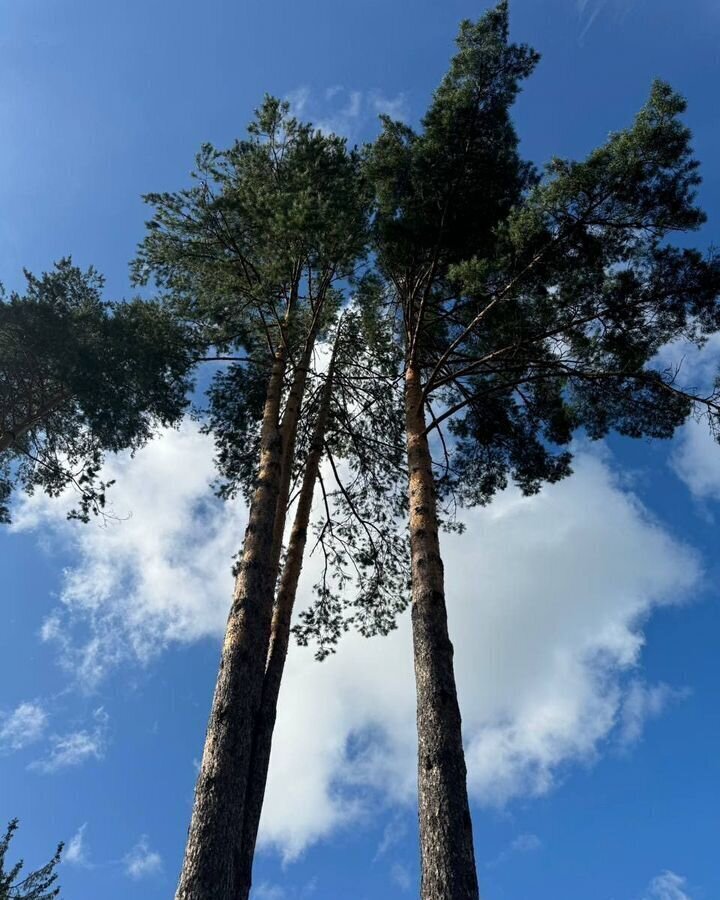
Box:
(655, 331, 720, 503)
(375, 815, 408, 860)
(0, 701, 47, 751)
(486, 832, 542, 869)
(256, 453, 699, 857)
(618, 681, 688, 747)
(285, 86, 408, 139)
(574, 0, 640, 41)
(671, 419, 720, 503)
(124, 836, 162, 880)
(390, 862, 411, 892)
(251, 879, 317, 900)
(31, 708, 108, 773)
(645, 870, 693, 900)
(252, 885, 286, 900)
(14, 423, 247, 686)
(17, 427, 701, 859)
(64, 823, 89, 867)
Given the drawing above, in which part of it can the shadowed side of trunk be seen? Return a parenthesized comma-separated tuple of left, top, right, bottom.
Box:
(405, 366, 479, 900)
(236, 347, 337, 900)
(175, 347, 288, 900)
(268, 333, 319, 581)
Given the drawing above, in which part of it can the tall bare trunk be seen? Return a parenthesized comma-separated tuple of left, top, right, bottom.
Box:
(405, 365, 479, 900)
(176, 347, 288, 900)
(268, 340, 315, 578)
(236, 345, 337, 900)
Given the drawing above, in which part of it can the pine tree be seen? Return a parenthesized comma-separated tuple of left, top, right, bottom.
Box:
(0, 259, 194, 523)
(0, 820, 62, 900)
(234, 311, 409, 899)
(366, 4, 720, 898)
(135, 98, 371, 900)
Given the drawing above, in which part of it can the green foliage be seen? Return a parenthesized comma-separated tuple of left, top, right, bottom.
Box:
(134, 96, 368, 355)
(291, 311, 410, 658)
(367, 2, 538, 282)
(135, 97, 371, 509)
(0, 259, 195, 522)
(0, 820, 62, 900)
(367, 2, 720, 510)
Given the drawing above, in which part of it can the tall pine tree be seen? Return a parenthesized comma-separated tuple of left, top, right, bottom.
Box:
(135, 99, 372, 899)
(367, 4, 720, 897)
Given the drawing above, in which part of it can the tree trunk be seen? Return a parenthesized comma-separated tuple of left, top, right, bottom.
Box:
(236, 343, 337, 900)
(268, 340, 315, 578)
(175, 347, 288, 900)
(405, 365, 479, 900)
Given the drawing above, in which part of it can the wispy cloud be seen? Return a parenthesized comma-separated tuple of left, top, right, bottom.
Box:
(574, 0, 641, 42)
(486, 833, 542, 869)
(0, 701, 47, 751)
(30, 708, 108, 773)
(123, 836, 162, 880)
(618, 681, 689, 748)
(251, 879, 317, 900)
(285, 86, 409, 139)
(375, 814, 408, 860)
(64, 823, 90, 867)
(645, 870, 693, 900)
(390, 862, 411, 892)
(253, 885, 286, 900)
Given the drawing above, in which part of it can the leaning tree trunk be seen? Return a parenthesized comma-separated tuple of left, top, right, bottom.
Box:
(175, 346, 288, 900)
(236, 344, 337, 900)
(405, 365, 479, 900)
(267, 333, 319, 580)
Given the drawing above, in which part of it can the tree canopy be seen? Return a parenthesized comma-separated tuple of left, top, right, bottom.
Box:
(0, 259, 195, 523)
(0, 820, 62, 900)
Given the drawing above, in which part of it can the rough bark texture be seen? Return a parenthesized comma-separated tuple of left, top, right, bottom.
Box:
(175, 347, 288, 900)
(236, 348, 336, 900)
(405, 366, 480, 900)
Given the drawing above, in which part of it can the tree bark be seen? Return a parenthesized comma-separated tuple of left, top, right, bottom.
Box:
(405, 365, 479, 900)
(175, 346, 288, 900)
(268, 339, 316, 579)
(236, 342, 338, 900)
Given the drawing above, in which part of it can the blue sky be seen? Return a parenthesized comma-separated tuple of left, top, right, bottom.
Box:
(1, 1, 719, 898)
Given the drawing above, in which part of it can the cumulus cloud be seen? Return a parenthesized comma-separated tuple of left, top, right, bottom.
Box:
(64, 823, 89, 867)
(257, 453, 699, 857)
(31, 708, 108, 773)
(654, 331, 720, 504)
(671, 419, 720, 503)
(124, 836, 162, 880)
(14, 423, 247, 686)
(16, 426, 701, 858)
(0, 701, 47, 751)
(645, 870, 693, 900)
